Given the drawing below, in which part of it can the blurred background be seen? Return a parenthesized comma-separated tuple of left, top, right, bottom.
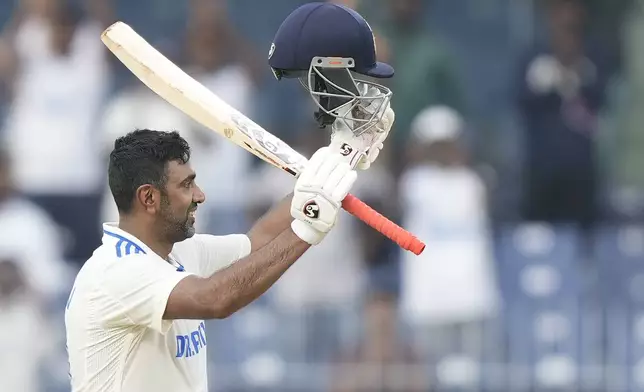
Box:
(1, 0, 643, 390)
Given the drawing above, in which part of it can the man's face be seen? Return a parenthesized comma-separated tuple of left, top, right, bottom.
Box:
(157, 161, 205, 243)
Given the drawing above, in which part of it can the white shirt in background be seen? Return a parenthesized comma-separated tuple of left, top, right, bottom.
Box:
(186, 65, 255, 212)
(65, 223, 250, 392)
(0, 295, 53, 392)
(398, 164, 499, 326)
(2, 18, 110, 195)
(0, 197, 70, 297)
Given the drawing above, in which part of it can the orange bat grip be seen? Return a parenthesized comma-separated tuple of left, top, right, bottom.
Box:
(341, 193, 425, 255)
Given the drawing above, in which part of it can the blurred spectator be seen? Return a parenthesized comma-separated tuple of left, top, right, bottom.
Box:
(186, 0, 264, 85)
(604, 0, 644, 218)
(246, 129, 389, 364)
(397, 106, 499, 362)
(0, 0, 112, 266)
(0, 259, 56, 392)
(357, 0, 466, 157)
(0, 148, 70, 301)
(181, 0, 259, 235)
(328, 292, 427, 392)
(515, 0, 612, 228)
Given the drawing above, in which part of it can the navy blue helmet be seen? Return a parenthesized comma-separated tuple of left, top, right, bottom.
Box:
(268, 2, 393, 132)
(269, 2, 394, 80)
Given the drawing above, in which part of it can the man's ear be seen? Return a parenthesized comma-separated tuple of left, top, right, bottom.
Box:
(135, 184, 160, 213)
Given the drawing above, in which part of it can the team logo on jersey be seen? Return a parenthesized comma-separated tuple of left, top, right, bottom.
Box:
(268, 43, 276, 60)
(176, 322, 207, 358)
(303, 201, 320, 219)
(340, 143, 353, 156)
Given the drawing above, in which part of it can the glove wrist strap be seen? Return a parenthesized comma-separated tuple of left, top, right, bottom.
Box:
(291, 220, 324, 245)
(328, 138, 364, 169)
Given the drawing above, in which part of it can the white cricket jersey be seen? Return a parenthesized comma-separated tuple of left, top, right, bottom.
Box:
(64, 223, 251, 392)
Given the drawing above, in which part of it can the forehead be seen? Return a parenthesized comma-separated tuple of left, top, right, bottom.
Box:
(165, 160, 195, 183)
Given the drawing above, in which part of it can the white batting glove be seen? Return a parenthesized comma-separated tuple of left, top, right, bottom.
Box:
(330, 84, 395, 170)
(291, 147, 357, 245)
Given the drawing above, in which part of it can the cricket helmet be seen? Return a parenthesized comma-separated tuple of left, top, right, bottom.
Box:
(268, 2, 393, 134)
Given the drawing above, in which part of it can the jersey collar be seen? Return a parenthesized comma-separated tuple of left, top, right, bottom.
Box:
(102, 222, 153, 258)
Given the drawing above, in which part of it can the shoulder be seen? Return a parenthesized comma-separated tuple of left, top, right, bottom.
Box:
(81, 239, 171, 285)
(77, 250, 183, 302)
(171, 235, 202, 256)
(82, 245, 154, 275)
(101, 229, 148, 259)
(172, 233, 251, 274)
(172, 233, 251, 255)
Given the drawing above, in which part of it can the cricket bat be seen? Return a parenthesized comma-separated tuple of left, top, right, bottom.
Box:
(100, 21, 425, 255)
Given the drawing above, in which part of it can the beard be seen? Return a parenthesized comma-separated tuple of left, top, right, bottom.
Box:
(159, 195, 196, 243)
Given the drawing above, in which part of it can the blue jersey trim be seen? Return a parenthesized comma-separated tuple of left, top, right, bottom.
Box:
(103, 230, 147, 258)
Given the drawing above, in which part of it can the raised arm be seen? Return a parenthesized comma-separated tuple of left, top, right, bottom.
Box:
(163, 147, 357, 320)
(246, 192, 294, 252)
(164, 228, 307, 319)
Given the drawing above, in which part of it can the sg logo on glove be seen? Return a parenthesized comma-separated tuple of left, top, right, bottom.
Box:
(303, 201, 320, 219)
(340, 143, 353, 157)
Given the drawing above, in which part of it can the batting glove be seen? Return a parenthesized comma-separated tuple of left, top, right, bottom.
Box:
(330, 83, 395, 170)
(290, 147, 357, 245)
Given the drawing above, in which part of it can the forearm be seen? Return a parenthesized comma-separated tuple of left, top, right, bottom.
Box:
(207, 228, 308, 317)
(246, 192, 294, 251)
(164, 226, 309, 320)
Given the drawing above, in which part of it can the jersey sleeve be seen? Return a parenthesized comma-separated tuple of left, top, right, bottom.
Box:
(190, 234, 252, 277)
(97, 255, 193, 334)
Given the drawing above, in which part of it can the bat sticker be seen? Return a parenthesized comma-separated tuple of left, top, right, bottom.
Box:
(231, 113, 302, 166)
(243, 142, 298, 176)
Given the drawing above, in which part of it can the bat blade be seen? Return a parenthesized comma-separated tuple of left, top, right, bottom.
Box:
(101, 21, 306, 176)
(100, 21, 425, 255)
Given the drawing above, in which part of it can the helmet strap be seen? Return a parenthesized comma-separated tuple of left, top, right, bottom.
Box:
(311, 67, 359, 128)
(312, 73, 337, 128)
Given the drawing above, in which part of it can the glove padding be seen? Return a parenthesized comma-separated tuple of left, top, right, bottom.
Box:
(330, 83, 395, 170)
(291, 147, 357, 245)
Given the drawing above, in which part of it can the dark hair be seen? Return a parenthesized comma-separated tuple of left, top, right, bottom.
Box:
(108, 129, 191, 213)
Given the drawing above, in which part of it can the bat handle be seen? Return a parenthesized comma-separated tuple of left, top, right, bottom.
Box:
(341, 193, 425, 255)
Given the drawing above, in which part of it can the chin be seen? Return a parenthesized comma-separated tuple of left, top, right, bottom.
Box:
(170, 225, 196, 243)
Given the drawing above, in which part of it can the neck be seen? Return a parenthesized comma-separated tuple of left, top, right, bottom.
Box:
(118, 216, 173, 260)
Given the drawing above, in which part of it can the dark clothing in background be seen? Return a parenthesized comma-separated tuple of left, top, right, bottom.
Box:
(515, 45, 611, 228)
